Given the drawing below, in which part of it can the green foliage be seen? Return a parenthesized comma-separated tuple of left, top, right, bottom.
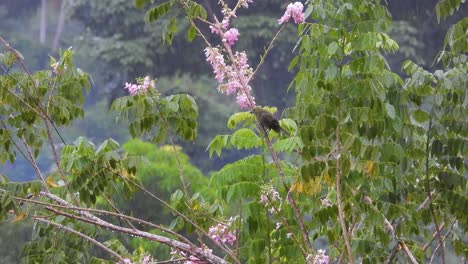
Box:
(21, 220, 93, 264)
(284, 0, 467, 261)
(207, 128, 261, 157)
(435, 0, 466, 23)
(0, 175, 41, 220)
(0, 49, 89, 165)
(2, 0, 467, 263)
(437, 17, 468, 66)
(112, 92, 198, 143)
(122, 139, 208, 193)
(145, 1, 174, 22)
(61, 137, 138, 205)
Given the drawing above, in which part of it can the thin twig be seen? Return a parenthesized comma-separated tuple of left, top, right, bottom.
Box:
(251, 24, 286, 80)
(268, 194, 308, 257)
(424, 119, 445, 264)
(0, 36, 33, 77)
(430, 220, 456, 264)
(336, 62, 353, 263)
(21, 136, 50, 192)
(169, 137, 190, 198)
(0, 120, 34, 166)
(258, 123, 313, 252)
(1, 35, 67, 144)
(422, 222, 446, 252)
(33, 217, 127, 263)
(385, 243, 401, 264)
(102, 194, 137, 230)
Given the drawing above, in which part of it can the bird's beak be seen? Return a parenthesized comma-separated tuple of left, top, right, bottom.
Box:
(249, 109, 254, 113)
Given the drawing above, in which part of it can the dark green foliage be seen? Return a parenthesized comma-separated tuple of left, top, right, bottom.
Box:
(435, 0, 466, 23)
(61, 137, 138, 205)
(112, 92, 198, 143)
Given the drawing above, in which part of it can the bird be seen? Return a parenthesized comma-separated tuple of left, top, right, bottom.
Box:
(250, 107, 290, 136)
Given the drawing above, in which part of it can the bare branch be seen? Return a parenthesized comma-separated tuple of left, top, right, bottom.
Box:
(17, 195, 196, 247)
(33, 217, 127, 263)
(45, 206, 228, 264)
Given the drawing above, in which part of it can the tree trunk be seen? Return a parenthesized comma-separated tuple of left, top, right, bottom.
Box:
(52, 0, 66, 51)
(39, 0, 47, 44)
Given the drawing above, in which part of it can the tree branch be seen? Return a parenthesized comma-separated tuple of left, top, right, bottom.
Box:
(33, 217, 127, 263)
(45, 206, 228, 264)
(424, 119, 445, 264)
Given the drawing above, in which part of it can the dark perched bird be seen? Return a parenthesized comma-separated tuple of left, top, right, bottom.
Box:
(250, 107, 289, 136)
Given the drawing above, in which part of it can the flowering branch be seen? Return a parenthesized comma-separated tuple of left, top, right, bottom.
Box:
(194, 0, 313, 254)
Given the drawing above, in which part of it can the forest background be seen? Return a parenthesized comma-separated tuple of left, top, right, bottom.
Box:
(0, 0, 466, 263)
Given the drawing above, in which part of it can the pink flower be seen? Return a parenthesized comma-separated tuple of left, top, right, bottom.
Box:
(124, 82, 140, 96)
(239, 0, 254, 8)
(208, 217, 237, 246)
(236, 93, 252, 110)
(209, 25, 221, 35)
(259, 194, 268, 205)
(278, 2, 305, 25)
(312, 249, 330, 264)
(223, 28, 239, 46)
(205, 47, 226, 83)
(124, 76, 155, 96)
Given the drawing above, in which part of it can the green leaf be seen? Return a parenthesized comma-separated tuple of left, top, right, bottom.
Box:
(134, 0, 148, 9)
(230, 128, 262, 150)
(288, 56, 299, 71)
(412, 109, 430, 123)
(385, 103, 396, 119)
(227, 111, 254, 129)
(435, 0, 464, 23)
(186, 1, 207, 19)
(327, 42, 339, 56)
(145, 1, 173, 22)
(187, 25, 197, 42)
(206, 129, 260, 157)
(226, 182, 260, 202)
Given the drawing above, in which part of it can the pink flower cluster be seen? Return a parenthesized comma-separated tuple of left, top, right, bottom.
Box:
(278, 2, 305, 24)
(209, 5, 243, 47)
(124, 76, 155, 96)
(239, 0, 254, 8)
(307, 249, 330, 264)
(205, 0, 258, 110)
(259, 185, 282, 214)
(205, 47, 255, 109)
(208, 217, 237, 245)
(223, 28, 239, 46)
